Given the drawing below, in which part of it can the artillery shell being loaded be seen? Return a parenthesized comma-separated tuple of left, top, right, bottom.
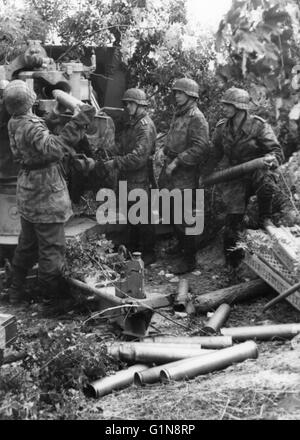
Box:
(52, 89, 82, 112)
(202, 304, 231, 335)
(221, 323, 300, 341)
(108, 342, 214, 363)
(85, 364, 148, 398)
(141, 336, 233, 349)
(160, 341, 258, 382)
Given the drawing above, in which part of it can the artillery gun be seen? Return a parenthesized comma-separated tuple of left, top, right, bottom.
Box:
(0, 40, 122, 258)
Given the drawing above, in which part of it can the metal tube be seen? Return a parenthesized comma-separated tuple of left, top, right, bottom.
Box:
(221, 323, 300, 341)
(262, 281, 300, 312)
(174, 279, 189, 311)
(202, 304, 231, 334)
(134, 359, 192, 386)
(109, 342, 203, 351)
(66, 277, 124, 306)
(85, 364, 148, 398)
(178, 279, 189, 296)
(160, 341, 258, 382)
(141, 336, 233, 348)
(108, 343, 214, 363)
(202, 158, 266, 187)
(52, 89, 82, 111)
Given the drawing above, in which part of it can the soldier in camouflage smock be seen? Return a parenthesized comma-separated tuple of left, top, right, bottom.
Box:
(158, 78, 209, 274)
(212, 87, 286, 267)
(3, 80, 95, 303)
(104, 88, 157, 265)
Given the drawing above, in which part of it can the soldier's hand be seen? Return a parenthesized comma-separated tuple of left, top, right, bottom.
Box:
(263, 154, 279, 169)
(53, 101, 68, 116)
(73, 154, 95, 174)
(166, 158, 179, 177)
(72, 104, 96, 127)
(104, 159, 116, 173)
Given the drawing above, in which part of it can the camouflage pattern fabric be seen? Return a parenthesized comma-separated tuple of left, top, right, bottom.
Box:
(159, 100, 209, 190)
(12, 217, 66, 288)
(85, 113, 116, 161)
(112, 109, 157, 192)
(8, 113, 86, 223)
(212, 114, 285, 214)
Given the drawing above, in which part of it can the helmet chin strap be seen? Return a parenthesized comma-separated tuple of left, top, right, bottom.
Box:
(229, 107, 239, 118)
(133, 104, 143, 118)
(231, 108, 247, 132)
(133, 104, 138, 117)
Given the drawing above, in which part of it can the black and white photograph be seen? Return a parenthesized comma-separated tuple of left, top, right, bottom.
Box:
(0, 0, 299, 423)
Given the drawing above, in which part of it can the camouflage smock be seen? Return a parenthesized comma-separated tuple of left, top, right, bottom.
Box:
(113, 110, 157, 192)
(212, 113, 284, 213)
(159, 100, 209, 190)
(8, 113, 85, 223)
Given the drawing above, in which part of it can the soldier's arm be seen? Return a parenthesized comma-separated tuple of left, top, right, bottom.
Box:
(257, 121, 284, 165)
(109, 140, 123, 157)
(22, 120, 70, 162)
(113, 124, 153, 171)
(177, 113, 209, 166)
(23, 108, 95, 160)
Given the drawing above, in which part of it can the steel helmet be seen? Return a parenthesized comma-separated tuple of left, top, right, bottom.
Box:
(4, 80, 37, 116)
(122, 88, 148, 106)
(172, 78, 199, 98)
(0, 79, 9, 90)
(221, 87, 250, 110)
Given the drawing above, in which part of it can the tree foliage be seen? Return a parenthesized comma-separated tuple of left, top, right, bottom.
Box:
(216, 0, 300, 86)
(1, 0, 300, 151)
(215, 0, 300, 149)
(0, 1, 48, 62)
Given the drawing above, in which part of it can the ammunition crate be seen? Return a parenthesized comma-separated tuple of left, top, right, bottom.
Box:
(0, 313, 17, 347)
(244, 251, 300, 313)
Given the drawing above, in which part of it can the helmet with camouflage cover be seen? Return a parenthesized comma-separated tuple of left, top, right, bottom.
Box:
(122, 88, 148, 106)
(4, 80, 36, 116)
(172, 78, 199, 98)
(221, 87, 250, 110)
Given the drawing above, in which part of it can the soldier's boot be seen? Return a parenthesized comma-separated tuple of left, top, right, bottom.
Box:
(142, 251, 157, 267)
(172, 253, 196, 275)
(172, 237, 197, 275)
(223, 214, 244, 268)
(40, 276, 71, 301)
(165, 235, 184, 256)
(126, 224, 140, 254)
(6, 266, 28, 304)
(140, 224, 157, 267)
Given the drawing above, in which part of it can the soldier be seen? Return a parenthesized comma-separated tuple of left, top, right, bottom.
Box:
(212, 87, 286, 268)
(105, 88, 157, 266)
(158, 78, 210, 274)
(3, 80, 95, 303)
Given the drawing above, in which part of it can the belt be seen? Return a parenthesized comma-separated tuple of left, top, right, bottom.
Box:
(164, 147, 178, 159)
(21, 161, 59, 171)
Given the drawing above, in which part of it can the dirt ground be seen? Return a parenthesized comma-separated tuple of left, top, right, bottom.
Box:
(0, 236, 300, 420)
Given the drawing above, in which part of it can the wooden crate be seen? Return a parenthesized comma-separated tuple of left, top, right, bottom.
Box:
(0, 313, 17, 347)
(244, 251, 300, 312)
